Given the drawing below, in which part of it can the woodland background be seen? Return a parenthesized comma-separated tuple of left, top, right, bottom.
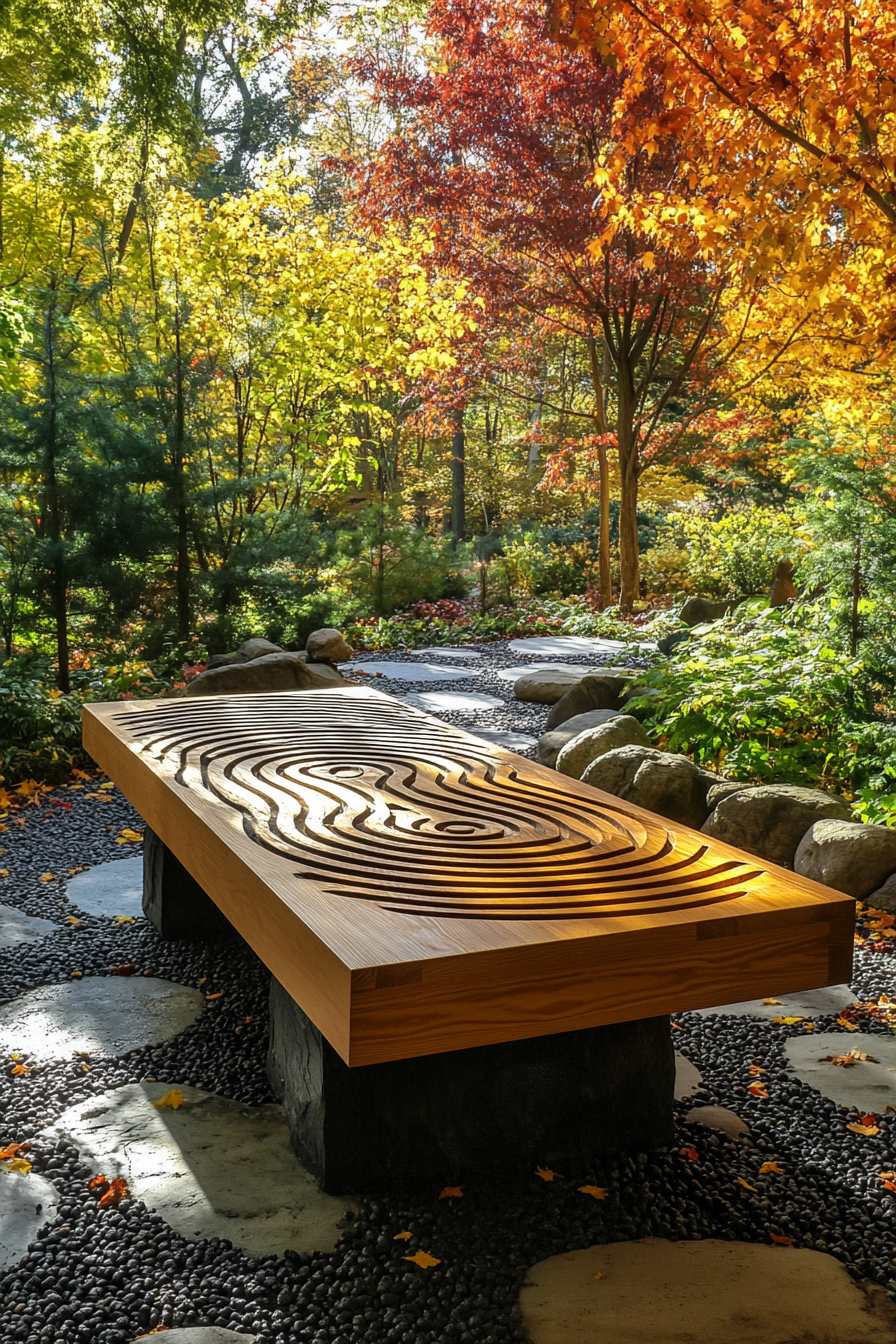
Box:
(3, 0, 896, 819)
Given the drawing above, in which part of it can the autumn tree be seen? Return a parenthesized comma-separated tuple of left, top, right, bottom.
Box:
(351, 0, 805, 608)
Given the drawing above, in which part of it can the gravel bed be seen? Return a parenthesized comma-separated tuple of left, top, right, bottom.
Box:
(0, 649, 894, 1344)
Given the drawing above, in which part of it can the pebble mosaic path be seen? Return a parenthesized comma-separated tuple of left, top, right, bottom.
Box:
(0, 637, 895, 1344)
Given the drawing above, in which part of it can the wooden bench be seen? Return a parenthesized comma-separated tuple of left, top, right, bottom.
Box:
(83, 687, 854, 1190)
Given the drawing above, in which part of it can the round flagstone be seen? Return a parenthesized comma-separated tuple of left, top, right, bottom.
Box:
(401, 689, 504, 713)
(696, 984, 858, 1020)
(0, 977, 205, 1061)
(414, 646, 483, 660)
(519, 1238, 896, 1344)
(686, 1105, 750, 1140)
(43, 1083, 354, 1258)
(0, 1164, 58, 1270)
(133, 1330, 255, 1343)
(508, 635, 628, 658)
(0, 902, 55, 947)
(495, 662, 582, 683)
(784, 1032, 896, 1112)
(339, 659, 476, 682)
(674, 1051, 702, 1100)
(463, 728, 538, 751)
(65, 856, 144, 919)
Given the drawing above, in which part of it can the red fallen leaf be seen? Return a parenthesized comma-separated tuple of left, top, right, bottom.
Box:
(860, 1113, 876, 1126)
(678, 1147, 699, 1161)
(439, 1186, 463, 1199)
(48, 799, 73, 810)
(109, 964, 136, 976)
(98, 1177, 130, 1209)
(89, 1174, 109, 1193)
(769, 1231, 794, 1246)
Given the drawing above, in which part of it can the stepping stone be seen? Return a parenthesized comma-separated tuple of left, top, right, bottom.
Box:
(464, 729, 538, 751)
(0, 903, 55, 947)
(44, 1083, 353, 1258)
(133, 1330, 255, 1343)
(66, 856, 144, 919)
(0, 1165, 58, 1270)
(686, 1105, 749, 1140)
(0, 977, 205, 1061)
(495, 663, 580, 683)
(339, 660, 476, 682)
(508, 636, 638, 657)
(519, 1238, 896, 1344)
(401, 690, 504, 714)
(784, 1032, 896, 1112)
(697, 985, 858, 1020)
(415, 647, 483, 660)
(674, 1051, 702, 1101)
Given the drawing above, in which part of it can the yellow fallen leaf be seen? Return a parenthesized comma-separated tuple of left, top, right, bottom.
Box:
(737, 1177, 757, 1192)
(762, 998, 783, 1005)
(66, 916, 80, 925)
(536, 1166, 557, 1181)
(847, 1122, 880, 1136)
(39, 873, 55, 883)
(98, 781, 114, 790)
(760, 1162, 784, 1175)
(112, 916, 135, 924)
(393, 1231, 412, 1241)
(772, 1017, 805, 1025)
(4, 1157, 31, 1173)
(593, 1271, 605, 1280)
(748, 1064, 766, 1076)
(152, 1089, 184, 1110)
(11, 1064, 28, 1076)
(403, 1251, 441, 1269)
(0, 870, 7, 878)
(837, 1018, 860, 1032)
(116, 828, 142, 844)
(579, 1185, 608, 1199)
(821, 1049, 876, 1067)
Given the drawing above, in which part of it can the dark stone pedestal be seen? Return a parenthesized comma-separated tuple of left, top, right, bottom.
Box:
(142, 826, 234, 940)
(267, 977, 675, 1194)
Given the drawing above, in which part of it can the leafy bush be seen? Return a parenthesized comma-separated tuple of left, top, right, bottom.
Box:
(662, 506, 809, 599)
(325, 503, 470, 617)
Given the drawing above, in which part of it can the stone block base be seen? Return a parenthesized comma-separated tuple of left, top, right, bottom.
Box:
(267, 977, 675, 1194)
(142, 826, 234, 941)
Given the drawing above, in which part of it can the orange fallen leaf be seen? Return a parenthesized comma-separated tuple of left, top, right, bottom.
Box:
(771, 1017, 804, 1025)
(11, 1064, 28, 1076)
(762, 998, 783, 1005)
(748, 1064, 766, 1076)
(747, 1083, 768, 1097)
(66, 916, 80, 925)
(98, 1177, 130, 1209)
(0, 1142, 30, 1159)
(109, 963, 136, 976)
(579, 1185, 608, 1199)
(535, 1166, 557, 1181)
(836, 1018, 860, 1032)
(760, 1162, 784, 1175)
(89, 1173, 109, 1191)
(737, 1177, 758, 1192)
(821, 1049, 875, 1067)
(678, 1147, 699, 1161)
(393, 1231, 413, 1241)
(403, 1250, 441, 1269)
(205, 992, 223, 1000)
(439, 1186, 463, 1199)
(39, 873, 55, 883)
(881, 1178, 896, 1193)
(769, 1231, 794, 1246)
(847, 1123, 880, 1136)
(152, 1089, 184, 1110)
(593, 1271, 605, 1280)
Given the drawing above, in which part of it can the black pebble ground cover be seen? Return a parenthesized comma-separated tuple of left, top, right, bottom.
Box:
(1, 663, 896, 1343)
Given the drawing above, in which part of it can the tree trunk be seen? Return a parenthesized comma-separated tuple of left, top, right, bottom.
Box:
(173, 276, 190, 640)
(586, 335, 613, 608)
(41, 304, 70, 692)
(450, 405, 465, 545)
(850, 534, 862, 657)
(616, 362, 640, 611)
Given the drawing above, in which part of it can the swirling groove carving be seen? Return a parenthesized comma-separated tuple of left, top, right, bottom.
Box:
(115, 693, 763, 921)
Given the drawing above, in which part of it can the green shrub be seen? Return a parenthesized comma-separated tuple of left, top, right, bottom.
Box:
(324, 503, 470, 617)
(665, 506, 810, 599)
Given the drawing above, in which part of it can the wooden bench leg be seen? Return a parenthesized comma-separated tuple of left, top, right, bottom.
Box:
(142, 825, 235, 941)
(267, 978, 675, 1194)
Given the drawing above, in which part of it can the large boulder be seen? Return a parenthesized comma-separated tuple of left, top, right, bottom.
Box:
(514, 667, 591, 705)
(545, 673, 634, 730)
(705, 781, 754, 810)
(556, 716, 650, 780)
(306, 627, 354, 664)
(580, 745, 719, 829)
(867, 873, 896, 914)
(679, 596, 736, 627)
(185, 653, 346, 697)
(794, 819, 896, 899)
(536, 710, 623, 768)
(206, 637, 292, 671)
(702, 785, 852, 868)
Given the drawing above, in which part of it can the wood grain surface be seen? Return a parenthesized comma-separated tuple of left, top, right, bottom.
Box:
(83, 688, 855, 1065)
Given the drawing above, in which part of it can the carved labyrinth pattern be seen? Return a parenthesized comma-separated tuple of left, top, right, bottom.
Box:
(117, 694, 764, 921)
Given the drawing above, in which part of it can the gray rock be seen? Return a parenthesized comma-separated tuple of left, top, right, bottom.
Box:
(706, 781, 754, 810)
(185, 653, 345, 697)
(685, 1105, 749, 1140)
(794, 819, 896, 899)
(580, 745, 719, 829)
(674, 1051, 702, 1101)
(556, 716, 650, 780)
(238, 637, 286, 661)
(0, 1165, 58, 1270)
(43, 1083, 353, 1257)
(702, 785, 852, 868)
(536, 709, 623, 768)
(784, 1032, 896, 1113)
(868, 872, 896, 913)
(306, 627, 354, 664)
(65, 856, 144, 919)
(0, 977, 205, 1060)
(513, 667, 591, 704)
(464, 728, 538, 751)
(0, 903, 55, 947)
(205, 652, 241, 670)
(342, 660, 474, 683)
(401, 689, 503, 713)
(545, 673, 633, 730)
(680, 596, 736, 627)
(131, 1331, 256, 1343)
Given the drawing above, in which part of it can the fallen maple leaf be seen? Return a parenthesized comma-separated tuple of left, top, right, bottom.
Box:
(98, 1177, 130, 1209)
(109, 963, 136, 976)
(393, 1231, 412, 1241)
(152, 1089, 184, 1110)
(821, 1049, 876, 1067)
(579, 1185, 608, 1199)
(847, 1122, 880, 1136)
(11, 1064, 28, 1076)
(760, 1162, 784, 1175)
(403, 1250, 441, 1268)
(535, 1166, 557, 1181)
(769, 1231, 794, 1246)
(0, 1142, 29, 1159)
(737, 1177, 758, 1192)
(439, 1186, 463, 1199)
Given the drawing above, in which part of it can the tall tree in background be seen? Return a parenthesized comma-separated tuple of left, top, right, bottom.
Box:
(352, 0, 806, 607)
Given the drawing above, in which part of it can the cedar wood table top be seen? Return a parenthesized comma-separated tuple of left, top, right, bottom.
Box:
(83, 688, 854, 1066)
